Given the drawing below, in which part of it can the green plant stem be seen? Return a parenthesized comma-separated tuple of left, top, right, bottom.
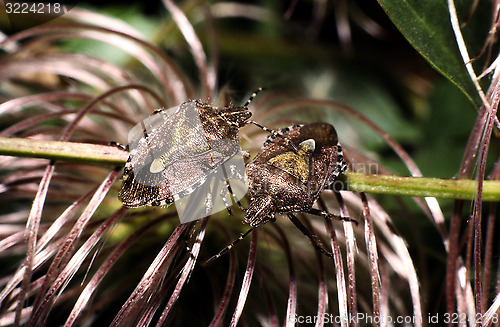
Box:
(345, 172, 500, 202)
(1, 137, 499, 201)
(0, 136, 127, 166)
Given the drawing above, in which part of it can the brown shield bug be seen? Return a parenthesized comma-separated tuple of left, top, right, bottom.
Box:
(207, 122, 352, 263)
(244, 122, 347, 227)
(118, 89, 263, 223)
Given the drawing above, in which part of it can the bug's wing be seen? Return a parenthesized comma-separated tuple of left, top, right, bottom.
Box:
(119, 142, 235, 207)
(119, 163, 173, 207)
(120, 138, 243, 205)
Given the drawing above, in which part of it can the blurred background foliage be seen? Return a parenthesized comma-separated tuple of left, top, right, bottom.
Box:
(51, 0, 494, 178)
(2, 0, 492, 179)
(51, 0, 497, 215)
(1, 0, 499, 325)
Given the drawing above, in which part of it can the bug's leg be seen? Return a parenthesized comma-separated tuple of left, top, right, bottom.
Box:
(205, 228, 255, 264)
(153, 107, 166, 114)
(307, 208, 358, 225)
(139, 120, 149, 138)
(219, 186, 233, 216)
(286, 213, 334, 258)
(241, 150, 251, 161)
(221, 164, 246, 212)
(109, 141, 129, 151)
(219, 181, 246, 215)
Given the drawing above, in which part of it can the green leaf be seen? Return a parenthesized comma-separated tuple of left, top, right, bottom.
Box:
(377, 0, 484, 107)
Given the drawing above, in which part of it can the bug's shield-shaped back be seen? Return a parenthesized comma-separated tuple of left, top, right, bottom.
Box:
(121, 101, 247, 223)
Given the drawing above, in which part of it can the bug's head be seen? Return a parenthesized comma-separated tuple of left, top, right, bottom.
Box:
(244, 195, 276, 228)
(219, 107, 252, 128)
(219, 88, 263, 128)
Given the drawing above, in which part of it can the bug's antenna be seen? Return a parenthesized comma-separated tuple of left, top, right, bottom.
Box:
(206, 228, 255, 264)
(248, 122, 302, 153)
(243, 87, 264, 107)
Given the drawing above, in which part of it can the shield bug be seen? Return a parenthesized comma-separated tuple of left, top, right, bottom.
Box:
(207, 122, 352, 262)
(244, 122, 347, 227)
(118, 89, 262, 223)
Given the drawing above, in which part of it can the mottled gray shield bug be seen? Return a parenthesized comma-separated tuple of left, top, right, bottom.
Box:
(207, 122, 351, 262)
(118, 89, 262, 223)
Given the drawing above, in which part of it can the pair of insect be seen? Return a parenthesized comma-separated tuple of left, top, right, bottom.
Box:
(118, 89, 352, 261)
